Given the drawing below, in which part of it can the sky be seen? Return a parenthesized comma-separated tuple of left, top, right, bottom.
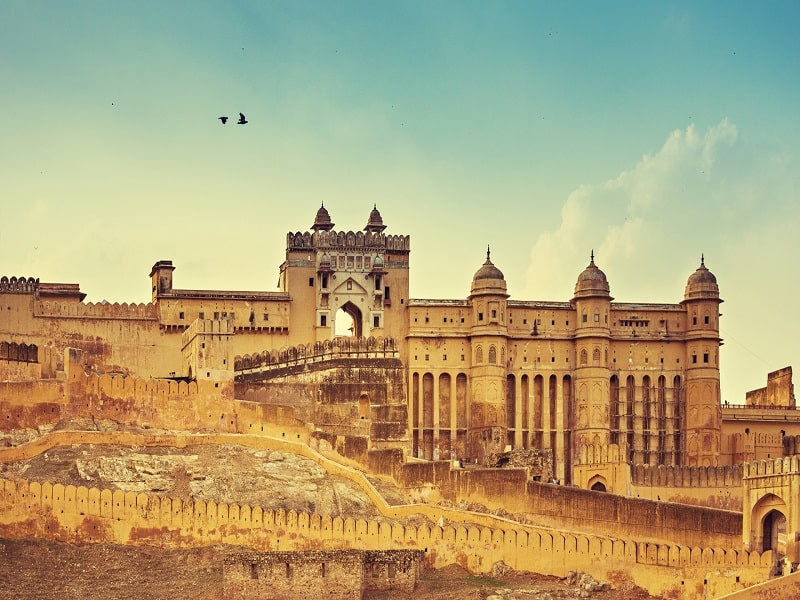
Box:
(1, 1, 799, 403)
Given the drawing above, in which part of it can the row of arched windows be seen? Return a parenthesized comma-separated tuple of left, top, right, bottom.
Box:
(0, 341, 38, 363)
(474, 344, 505, 365)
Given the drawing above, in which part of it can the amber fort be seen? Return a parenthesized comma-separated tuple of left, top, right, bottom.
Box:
(1, 204, 800, 598)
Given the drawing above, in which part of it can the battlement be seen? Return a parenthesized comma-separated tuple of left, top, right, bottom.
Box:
(286, 230, 410, 253)
(0, 276, 38, 294)
(34, 300, 157, 320)
(632, 463, 743, 488)
(742, 455, 800, 478)
(0, 473, 775, 596)
(235, 336, 399, 372)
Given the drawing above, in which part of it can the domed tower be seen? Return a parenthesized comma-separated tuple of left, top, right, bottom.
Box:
(311, 202, 335, 231)
(364, 204, 387, 233)
(681, 255, 723, 466)
(467, 247, 510, 463)
(571, 252, 613, 478)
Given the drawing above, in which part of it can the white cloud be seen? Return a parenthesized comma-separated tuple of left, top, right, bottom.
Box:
(522, 119, 800, 402)
(523, 119, 739, 302)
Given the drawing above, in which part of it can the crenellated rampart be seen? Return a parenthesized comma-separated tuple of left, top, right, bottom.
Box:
(742, 455, 800, 478)
(632, 463, 743, 488)
(235, 336, 399, 373)
(0, 466, 774, 599)
(0, 430, 776, 597)
(33, 300, 157, 320)
(0, 276, 38, 294)
(286, 230, 410, 252)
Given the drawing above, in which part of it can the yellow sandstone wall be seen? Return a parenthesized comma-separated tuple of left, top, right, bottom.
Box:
(0, 472, 774, 599)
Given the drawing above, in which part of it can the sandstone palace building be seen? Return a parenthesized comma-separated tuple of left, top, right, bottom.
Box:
(2, 204, 800, 598)
(172, 206, 793, 478)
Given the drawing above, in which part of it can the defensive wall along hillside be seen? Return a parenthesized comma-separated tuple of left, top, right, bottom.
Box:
(0, 349, 309, 439)
(0, 348, 744, 550)
(0, 430, 774, 598)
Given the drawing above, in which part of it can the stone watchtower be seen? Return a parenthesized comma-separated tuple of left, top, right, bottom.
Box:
(149, 260, 175, 302)
(572, 253, 613, 477)
(467, 248, 510, 463)
(681, 256, 723, 466)
(279, 204, 410, 344)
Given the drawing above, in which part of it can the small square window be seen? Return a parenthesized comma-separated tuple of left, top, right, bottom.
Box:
(491, 309, 497, 318)
(551, 357, 555, 362)
(703, 353, 709, 363)
(479, 313, 484, 321)
(179, 312, 185, 320)
(692, 355, 697, 364)
(425, 354, 429, 361)
(373, 316, 380, 327)
(320, 315, 327, 327)
(594, 314, 599, 322)
(460, 317, 464, 323)
(199, 312, 204, 319)
(425, 317, 429, 323)
(582, 314, 588, 323)
(263, 314, 269, 321)
(443, 354, 447, 361)
(523, 319, 527, 324)
(704, 316, 710, 324)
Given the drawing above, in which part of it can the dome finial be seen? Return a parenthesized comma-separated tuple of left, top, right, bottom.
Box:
(590, 249, 595, 265)
(486, 245, 491, 261)
(701, 253, 705, 266)
(364, 204, 386, 233)
(312, 203, 334, 231)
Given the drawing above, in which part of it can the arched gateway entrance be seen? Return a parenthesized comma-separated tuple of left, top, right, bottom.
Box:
(762, 509, 787, 553)
(742, 459, 800, 565)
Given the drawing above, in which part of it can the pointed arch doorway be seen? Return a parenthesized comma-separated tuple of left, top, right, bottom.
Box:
(335, 301, 362, 338)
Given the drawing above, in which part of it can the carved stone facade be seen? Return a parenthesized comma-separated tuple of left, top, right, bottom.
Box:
(0, 205, 729, 483)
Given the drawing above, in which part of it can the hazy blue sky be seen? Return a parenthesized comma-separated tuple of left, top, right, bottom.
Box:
(2, 1, 799, 403)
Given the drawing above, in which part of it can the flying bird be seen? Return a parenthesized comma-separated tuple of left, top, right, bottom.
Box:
(218, 116, 228, 124)
(237, 112, 248, 125)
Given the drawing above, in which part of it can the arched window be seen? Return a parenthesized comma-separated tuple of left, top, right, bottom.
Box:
(475, 346, 483, 364)
(592, 347, 601, 364)
(488, 345, 497, 364)
(580, 349, 587, 365)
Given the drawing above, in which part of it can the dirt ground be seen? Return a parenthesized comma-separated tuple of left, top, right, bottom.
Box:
(0, 538, 659, 600)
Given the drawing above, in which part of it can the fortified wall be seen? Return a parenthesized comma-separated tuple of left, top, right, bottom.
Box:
(0, 348, 308, 441)
(224, 549, 424, 600)
(0, 470, 775, 600)
(235, 337, 408, 447)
